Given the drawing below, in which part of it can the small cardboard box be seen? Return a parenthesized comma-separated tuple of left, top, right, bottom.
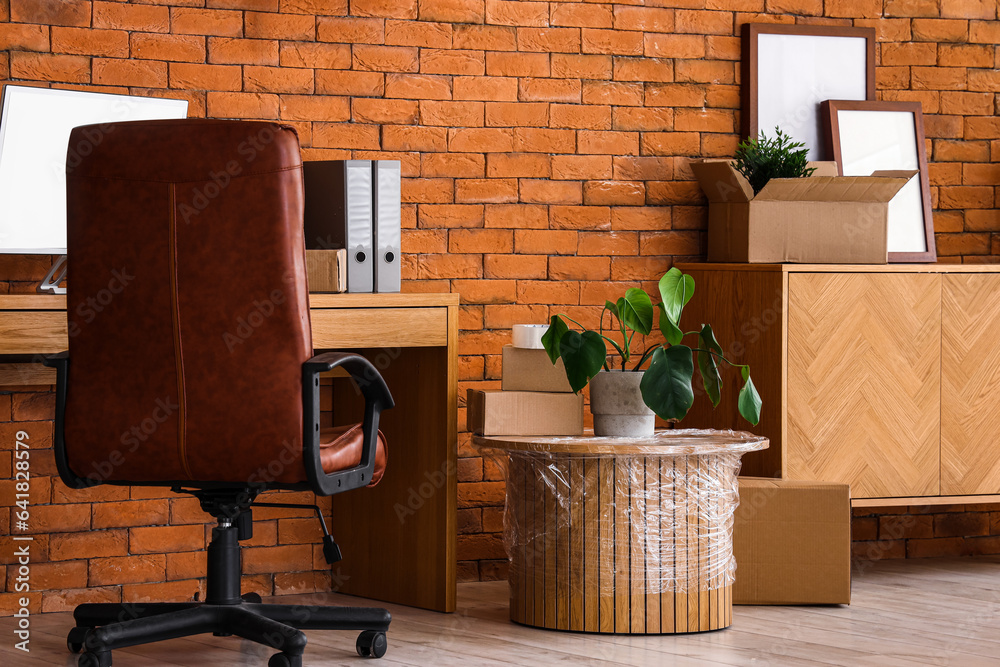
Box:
(501, 346, 573, 393)
(305, 249, 347, 293)
(690, 159, 915, 264)
(733, 477, 851, 605)
(467, 389, 583, 436)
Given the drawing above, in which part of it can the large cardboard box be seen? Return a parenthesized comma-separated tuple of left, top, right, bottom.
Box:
(305, 249, 347, 293)
(501, 345, 573, 393)
(733, 477, 851, 605)
(690, 159, 915, 264)
(467, 389, 583, 436)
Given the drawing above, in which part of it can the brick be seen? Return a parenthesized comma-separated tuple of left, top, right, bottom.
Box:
(582, 28, 643, 56)
(516, 281, 579, 305)
(878, 66, 910, 90)
(582, 81, 643, 107)
(939, 186, 994, 209)
(550, 104, 611, 130)
(243, 544, 314, 574)
(279, 42, 351, 69)
(881, 42, 937, 67)
(612, 108, 673, 133)
(420, 0, 484, 23)
(354, 45, 419, 72)
(912, 67, 969, 91)
(209, 0, 279, 8)
(7, 561, 87, 592)
(584, 180, 645, 206)
(645, 34, 706, 59)
(453, 25, 516, 51)
(317, 17, 384, 43)
(613, 57, 673, 83)
(514, 230, 577, 254)
(552, 155, 611, 180)
(170, 63, 241, 91)
(245, 65, 313, 93)
(517, 27, 580, 53)
(675, 59, 734, 84)
(385, 125, 449, 151)
(941, 0, 995, 19)
(421, 153, 485, 178)
(132, 33, 206, 63)
(970, 20, 1000, 43)
(41, 586, 120, 614)
(640, 230, 702, 255)
(171, 8, 243, 36)
(418, 204, 483, 231)
(10, 52, 90, 83)
(402, 229, 448, 253)
(0, 23, 49, 52)
(486, 153, 549, 178)
(403, 177, 455, 203)
(550, 205, 611, 230)
(486, 0, 548, 27)
(91, 499, 168, 529)
(447, 128, 512, 153)
(966, 117, 1000, 140)
(166, 551, 208, 581)
(519, 178, 582, 205)
(675, 108, 734, 133)
(384, 73, 451, 100)
(641, 132, 700, 156)
(551, 3, 612, 29)
(610, 256, 672, 281)
(483, 254, 548, 278)
(937, 232, 990, 255)
(549, 256, 610, 281)
(207, 92, 280, 119)
(647, 180, 703, 206)
(485, 101, 547, 127)
(485, 203, 547, 229)
(912, 19, 971, 43)
(520, 77, 580, 103)
(486, 51, 549, 77)
(122, 579, 204, 604)
(454, 76, 518, 101)
(12, 0, 90, 27)
(906, 537, 969, 558)
(422, 48, 485, 76)
(353, 0, 417, 19)
(925, 115, 964, 139)
(936, 139, 990, 162)
(316, 70, 384, 96)
(247, 11, 316, 40)
(10, 393, 54, 422)
(939, 44, 994, 68)
(421, 100, 484, 126)
(208, 37, 279, 65)
(455, 178, 517, 203)
(551, 54, 611, 80)
(352, 97, 418, 124)
(968, 69, 1000, 93)
(675, 9, 732, 34)
(941, 91, 993, 116)
(130, 525, 205, 554)
(90, 554, 166, 586)
(451, 279, 516, 303)
(19, 503, 90, 534)
(385, 21, 453, 49)
(578, 130, 639, 156)
(414, 253, 481, 279)
(645, 83, 706, 108)
(281, 0, 347, 14)
(825, 0, 881, 18)
(884, 0, 937, 16)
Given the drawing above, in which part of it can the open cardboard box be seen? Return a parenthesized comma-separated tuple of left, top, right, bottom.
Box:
(690, 160, 917, 264)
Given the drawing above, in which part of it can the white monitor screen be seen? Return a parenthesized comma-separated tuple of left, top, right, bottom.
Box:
(0, 86, 188, 253)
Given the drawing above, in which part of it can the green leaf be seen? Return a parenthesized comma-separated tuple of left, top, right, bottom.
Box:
(604, 300, 619, 321)
(658, 268, 695, 326)
(639, 345, 695, 421)
(738, 368, 762, 426)
(697, 324, 723, 407)
(621, 288, 653, 335)
(657, 302, 683, 346)
(541, 315, 568, 365)
(559, 330, 607, 393)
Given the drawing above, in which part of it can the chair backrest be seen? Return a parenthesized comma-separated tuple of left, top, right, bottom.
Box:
(64, 119, 313, 485)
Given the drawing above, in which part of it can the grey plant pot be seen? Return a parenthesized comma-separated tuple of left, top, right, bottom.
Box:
(589, 370, 655, 437)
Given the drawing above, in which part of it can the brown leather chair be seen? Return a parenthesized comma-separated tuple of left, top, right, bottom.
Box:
(45, 119, 393, 667)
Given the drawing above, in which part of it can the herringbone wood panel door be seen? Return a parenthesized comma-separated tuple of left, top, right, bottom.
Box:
(941, 274, 1000, 495)
(786, 273, 941, 498)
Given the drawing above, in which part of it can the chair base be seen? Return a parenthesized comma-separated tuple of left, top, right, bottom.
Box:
(69, 599, 391, 666)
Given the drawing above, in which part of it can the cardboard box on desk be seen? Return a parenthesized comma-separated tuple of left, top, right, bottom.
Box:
(690, 159, 915, 264)
(501, 346, 573, 393)
(733, 477, 851, 605)
(467, 389, 583, 436)
(305, 249, 347, 293)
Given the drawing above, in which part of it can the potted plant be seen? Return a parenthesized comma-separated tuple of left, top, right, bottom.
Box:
(733, 126, 815, 194)
(542, 267, 760, 436)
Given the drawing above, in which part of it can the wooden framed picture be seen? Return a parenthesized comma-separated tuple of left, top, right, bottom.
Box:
(741, 24, 876, 161)
(823, 100, 936, 263)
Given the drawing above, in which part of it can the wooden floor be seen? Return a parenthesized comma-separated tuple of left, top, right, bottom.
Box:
(3, 557, 1000, 666)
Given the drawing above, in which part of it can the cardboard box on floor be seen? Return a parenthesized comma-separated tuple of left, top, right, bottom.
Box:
(690, 159, 916, 264)
(501, 345, 573, 393)
(734, 477, 851, 605)
(467, 389, 583, 436)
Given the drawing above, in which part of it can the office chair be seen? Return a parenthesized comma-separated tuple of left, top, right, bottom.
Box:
(45, 119, 394, 667)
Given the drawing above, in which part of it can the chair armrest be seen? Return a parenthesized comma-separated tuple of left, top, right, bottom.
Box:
(302, 352, 394, 496)
(41, 352, 93, 490)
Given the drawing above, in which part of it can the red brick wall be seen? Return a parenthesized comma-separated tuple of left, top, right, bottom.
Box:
(1, 0, 999, 607)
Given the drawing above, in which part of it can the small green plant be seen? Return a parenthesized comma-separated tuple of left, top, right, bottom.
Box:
(541, 268, 761, 425)
(734, 127, 815, 195)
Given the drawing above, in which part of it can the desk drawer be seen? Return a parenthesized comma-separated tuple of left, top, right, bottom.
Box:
(311, 307, 448, 348)
(0, 312, 68, 355)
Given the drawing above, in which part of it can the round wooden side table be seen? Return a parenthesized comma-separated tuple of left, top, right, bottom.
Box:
(474, 430, 768, 635)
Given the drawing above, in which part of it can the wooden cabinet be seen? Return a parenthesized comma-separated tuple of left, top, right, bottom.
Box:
(679, 264, 1000, 505)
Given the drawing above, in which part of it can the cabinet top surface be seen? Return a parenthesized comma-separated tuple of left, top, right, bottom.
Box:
(473, 429, 769, 456)
(676, 263, 1000, 273)
(0, 292, 459, 310)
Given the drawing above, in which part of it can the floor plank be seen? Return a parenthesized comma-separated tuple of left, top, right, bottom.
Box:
(2, 557, 999, 666)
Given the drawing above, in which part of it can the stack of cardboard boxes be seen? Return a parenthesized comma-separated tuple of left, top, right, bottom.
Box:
(468, 344, 584, 437)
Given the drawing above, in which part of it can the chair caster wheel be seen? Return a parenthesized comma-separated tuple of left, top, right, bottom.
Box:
(241, 592, 262, 604)
(78, 651, 111, 667)
(67, 626, 88, 653)
(356, 630, 387, 658)
(267, 653, 302, 667)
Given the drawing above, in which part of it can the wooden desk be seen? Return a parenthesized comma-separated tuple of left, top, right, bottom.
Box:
(0, 292, 459, 613)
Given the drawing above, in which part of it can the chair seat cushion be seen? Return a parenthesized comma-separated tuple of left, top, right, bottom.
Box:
(320, 424, 387, 486)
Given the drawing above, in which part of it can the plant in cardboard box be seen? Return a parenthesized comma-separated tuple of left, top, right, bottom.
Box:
(734, 126, 816, 194)
(542, 267, 761, 436)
